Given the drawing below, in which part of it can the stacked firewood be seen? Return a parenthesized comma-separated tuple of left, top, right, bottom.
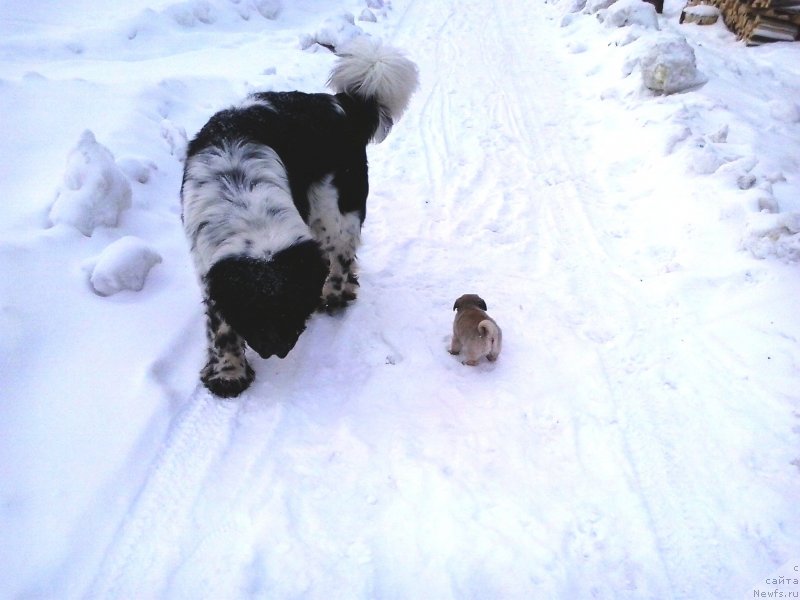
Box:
(700, 0, 800, 44)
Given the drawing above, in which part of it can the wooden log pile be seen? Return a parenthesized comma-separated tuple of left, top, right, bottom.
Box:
(694, 0, 800, 44)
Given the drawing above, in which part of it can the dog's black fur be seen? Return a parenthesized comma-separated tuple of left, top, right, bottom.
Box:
(186, 92, 377, 223)
(205, 242, 328, 360)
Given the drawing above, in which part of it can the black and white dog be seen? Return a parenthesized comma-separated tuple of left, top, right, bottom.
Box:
(181, 38, 418, 397)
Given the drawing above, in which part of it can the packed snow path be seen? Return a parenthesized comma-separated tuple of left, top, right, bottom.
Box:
(4, 0, 798, 598)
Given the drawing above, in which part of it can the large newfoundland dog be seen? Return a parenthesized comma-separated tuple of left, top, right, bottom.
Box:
(181, 38, 418, 397)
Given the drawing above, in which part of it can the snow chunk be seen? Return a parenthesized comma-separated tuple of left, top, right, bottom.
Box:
(49, 130, 132, 236)
(88, 236, 162, 296)
(768, 99, 800, 123)
(603, 0, 660, 29)
(635, 33, 702, 94)
(742, 212, 800, 262)
(304, 13, 364, 51)
(358, 9, 378, 23)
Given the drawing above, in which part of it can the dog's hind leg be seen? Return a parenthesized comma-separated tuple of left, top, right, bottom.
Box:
(200, 297, 255, 397)
(328, 215, 361, 308)
(308, 177, 362, 312)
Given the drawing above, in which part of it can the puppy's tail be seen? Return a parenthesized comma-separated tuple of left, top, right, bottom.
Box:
(328, 36, 419, 143)
(478, 320, 502, 356)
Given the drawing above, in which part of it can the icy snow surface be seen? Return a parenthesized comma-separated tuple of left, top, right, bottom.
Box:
(1, 0, 799, 598)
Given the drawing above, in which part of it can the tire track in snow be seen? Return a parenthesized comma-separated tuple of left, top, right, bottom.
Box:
(484, 1, 728, 595)
(402, 0, 727, 594)
(90, 390, 241, 597)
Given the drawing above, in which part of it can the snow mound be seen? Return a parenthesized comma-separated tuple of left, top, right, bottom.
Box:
(742, 212, 800, 262)
(117, 157, 155, 184)
(768, 99, 800, 124)
(634, 33, 702, 94)
(87, 236, 163, 296)
(586, 0, 616, 14)
(301, 13, 364, 51)
(251, 0, 282, 20)
(602, 0, 660, 29)
(166, 1, 217, 27)
(49, 130, 132, 236)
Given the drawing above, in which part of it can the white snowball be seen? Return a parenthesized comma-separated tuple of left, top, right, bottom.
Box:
(637, 33, 701, 94)
(49, 130, 132, 236)
(89, 236, 162, 296)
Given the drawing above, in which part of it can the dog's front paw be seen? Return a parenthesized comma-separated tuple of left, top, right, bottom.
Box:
(319, 293, 348, 313)
(319, 274, 358, 313)
(201, 360, 255, 398)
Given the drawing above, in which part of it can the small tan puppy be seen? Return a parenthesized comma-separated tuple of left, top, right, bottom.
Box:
(449, 294, 502, 366)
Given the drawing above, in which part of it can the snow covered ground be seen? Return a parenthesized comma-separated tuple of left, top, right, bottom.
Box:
(1, 0, 799, 598)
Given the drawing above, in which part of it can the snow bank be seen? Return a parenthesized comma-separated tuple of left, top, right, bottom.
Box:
(87, 236, 163, 296)
(49, 130, 132, 236)
(154, 0, 282, 29)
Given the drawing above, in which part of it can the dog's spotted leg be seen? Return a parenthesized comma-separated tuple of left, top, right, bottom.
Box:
(449, 336, 463, 355)
(200, 298, 254, 397)
(308, 177, 362, 312)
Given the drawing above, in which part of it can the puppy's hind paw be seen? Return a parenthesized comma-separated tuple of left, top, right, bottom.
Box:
(201, 362, 255, 398)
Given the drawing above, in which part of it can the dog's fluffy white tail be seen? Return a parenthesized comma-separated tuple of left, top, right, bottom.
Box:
(328, 37, 418, 142)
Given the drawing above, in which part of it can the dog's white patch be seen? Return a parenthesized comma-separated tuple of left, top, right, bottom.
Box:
(182, 140, 313, 276)
(307, 176, 360, 253)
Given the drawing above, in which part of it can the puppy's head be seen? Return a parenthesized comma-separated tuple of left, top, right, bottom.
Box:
(453, 294, 488, 312)
(206, 241, 328, 359)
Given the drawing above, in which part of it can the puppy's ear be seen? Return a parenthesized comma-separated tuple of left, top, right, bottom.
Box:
(477, 297, 488, 311)
(453, 300, 459, 311)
